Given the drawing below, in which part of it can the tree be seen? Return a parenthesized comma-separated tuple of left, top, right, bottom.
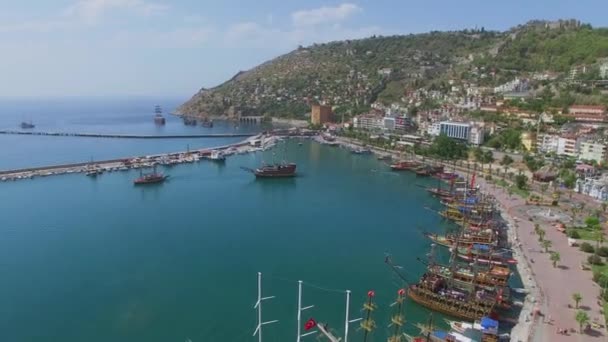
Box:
(540, 183, 549, 198)
(602, 202, 607, 213)
(507, 187, 513, 199)
(572, 293, 582, 309)
(541, 239, 552, 253)
(550, 251, 560, 268)
(515, 174, 528, 190)
(585, 216, 600, 229)
(537, 228, 546, 242)
(501, 154, 514, 168)
(594, 230, 605, 250)
(534, 223, 540, 234)
(483, 150, 494, 177)
(575, 310, 589, 334)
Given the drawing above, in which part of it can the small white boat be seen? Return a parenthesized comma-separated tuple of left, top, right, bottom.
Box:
(208, 150, 226, 162)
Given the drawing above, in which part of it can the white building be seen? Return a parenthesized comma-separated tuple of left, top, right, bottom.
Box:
(440, 121, 470, 141)
(579, 141, 607, 164)
(536, 134, 559, 154)
(469, 124, 485, 146)
(576, 177, 608, 201)
(601, 62, 608, 79)
(353, 115, 383, 130)
(427, 122, 441, 136)
(557, 136, 578, 157)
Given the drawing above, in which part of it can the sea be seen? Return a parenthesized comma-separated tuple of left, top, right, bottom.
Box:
(0, 97, 521, 342)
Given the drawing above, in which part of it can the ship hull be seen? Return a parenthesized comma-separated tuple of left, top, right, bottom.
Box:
(407, 286, 495, 321)
(133, 176, 167, 185)
(254, 163, 296, 178)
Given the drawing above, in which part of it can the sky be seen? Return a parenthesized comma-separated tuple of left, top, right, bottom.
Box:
(0, 0, 606, 98)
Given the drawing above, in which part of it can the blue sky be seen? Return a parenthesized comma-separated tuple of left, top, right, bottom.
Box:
(1, 0, 606, 98)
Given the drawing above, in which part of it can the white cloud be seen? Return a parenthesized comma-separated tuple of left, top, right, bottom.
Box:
(64, 0, 170, 24)
(292, 3, 361, 27)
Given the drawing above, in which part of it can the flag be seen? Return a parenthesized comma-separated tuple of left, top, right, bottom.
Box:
(304, 318, 316, 331)
(367, 290, 375, 298)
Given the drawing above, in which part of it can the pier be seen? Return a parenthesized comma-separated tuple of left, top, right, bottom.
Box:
(0, 134, 282, 180)
(0, 130, 255, 139)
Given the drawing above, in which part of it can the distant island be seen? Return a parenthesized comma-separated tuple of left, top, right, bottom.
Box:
(178, 19, 608, 120)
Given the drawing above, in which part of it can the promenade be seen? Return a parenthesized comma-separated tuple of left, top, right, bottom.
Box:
(479, 179, 605, 342)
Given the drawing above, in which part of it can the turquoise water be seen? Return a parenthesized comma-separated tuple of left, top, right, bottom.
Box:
(0, 99, 521, 341)
(0, 139, 461, 341)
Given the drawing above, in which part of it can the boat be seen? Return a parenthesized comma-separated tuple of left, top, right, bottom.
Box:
(426, 233, 497, 248)
(351, 147, 372, 154)
(20, 121, 35, 129)
(154, 105, 166, 125)
(254, 162, 296, 178)
(134, 166, 168, 185)
(85, 168, 103, 177)
(183, 117, 197, 126)
(208, 150, 226, 162)
(201, 117, 213, 127)
(390, 160, 420, 170)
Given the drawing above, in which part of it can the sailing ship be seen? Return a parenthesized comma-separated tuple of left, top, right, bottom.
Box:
(183, 116, 197, 126)
(390, 160, 420, 170)
(201, 117, 213, 127)
(154, 105, 166, 125)
(254, 162, 296, 177)
(133, 165, 168, 185)
(20, 120, 35, 129)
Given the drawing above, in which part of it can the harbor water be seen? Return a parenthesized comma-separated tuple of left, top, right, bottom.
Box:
(0, 98, 521, 341)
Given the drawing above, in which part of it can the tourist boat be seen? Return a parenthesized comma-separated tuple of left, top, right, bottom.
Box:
(254, 162, 296, 178)
(20, 121, 35, 129)
(154, 105, 166, 125)
(456, 245, 517, 266)
(183, 117, 197, 126)
(406, 275, 498, 321)
(85, 168, 102, 177)
(208, 150, 226, 162)
(201, 117, 213, 127)
(351, 147, 372, 154)
(434, 172, 459, 180)
(390, 160, 420, 170)
(428, 263, 510, 289)
(426, 233, 497, 248)
(133, 166, 168, 185)
(415, 166, 433, 176)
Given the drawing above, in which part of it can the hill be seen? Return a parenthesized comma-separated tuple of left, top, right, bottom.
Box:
(178, 20, 608, 119)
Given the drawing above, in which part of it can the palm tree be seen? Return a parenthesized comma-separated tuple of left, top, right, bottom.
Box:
(540, 183, 549, 199)
(550, 252, 560, 268)
(537, 228, 546, 242)
(534, 223, 540, 234)
(594, 230, 605, 250)
(541, 239, 552, 253)
(507, 187, 513, 199)
(575, 310, 589, 334)
(602, 201, 607, 213)
(572, 293, 582, 309)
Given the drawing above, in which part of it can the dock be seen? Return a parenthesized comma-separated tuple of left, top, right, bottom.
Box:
(0, 130, 255, 139)
(0, 134, 284, 182)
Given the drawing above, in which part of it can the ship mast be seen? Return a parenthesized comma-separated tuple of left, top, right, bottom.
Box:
(388, 289, 407, 342)
(252, 272, 278, 342)
(360, 290, 377, 342)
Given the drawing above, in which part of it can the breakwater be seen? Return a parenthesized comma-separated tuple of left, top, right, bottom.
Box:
(0, 130, 255, 139)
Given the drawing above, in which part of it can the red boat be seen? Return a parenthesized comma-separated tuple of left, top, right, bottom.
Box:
(390, 160, 419, 170)
(254, 162, 296, 178)
(134, 166, 168, 185)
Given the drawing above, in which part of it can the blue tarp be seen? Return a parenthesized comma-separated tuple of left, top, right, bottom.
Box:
(432, 330, 448, 339)
(481, 317, 499, 329)
(473, 244, 490, 251)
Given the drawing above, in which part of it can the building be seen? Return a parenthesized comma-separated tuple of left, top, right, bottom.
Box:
(427, 122, 441, 136)
(579, 141, 607, 164)
(601, 62, 608, 79)
(557, 136, 578, 157)
(311, 104, 333, 125)
(567, 105, 606, 122)
(536, 134, 559, 154)
(576, 176, 608, 201)
(469, 124, 485, 146)
(353, 114, 383, 130)
(440, 121, 470, 141)
(520, 132, 537, 152)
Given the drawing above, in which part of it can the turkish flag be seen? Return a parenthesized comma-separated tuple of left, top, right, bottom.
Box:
(304, 318, 316, 331)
